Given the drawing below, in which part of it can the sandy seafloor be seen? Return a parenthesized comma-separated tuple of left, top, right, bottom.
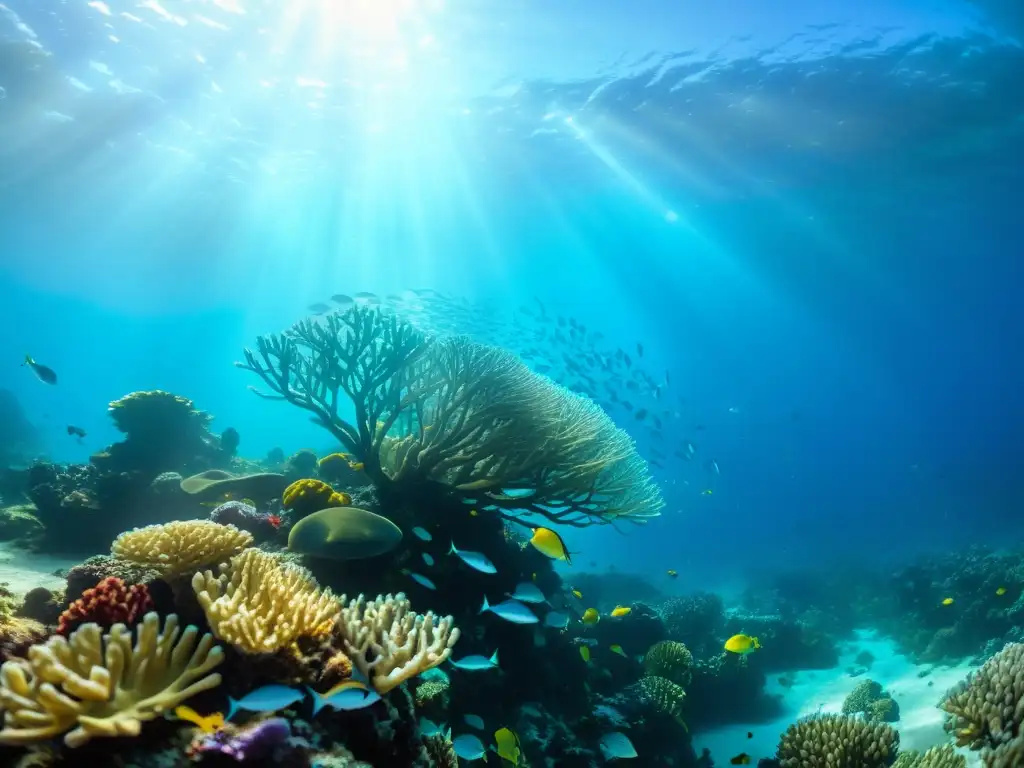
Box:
(693, 630, 981, 766)
(0, 541, 79, 595)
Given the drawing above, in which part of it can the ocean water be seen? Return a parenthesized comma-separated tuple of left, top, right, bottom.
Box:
(0, 1, 1022, 764)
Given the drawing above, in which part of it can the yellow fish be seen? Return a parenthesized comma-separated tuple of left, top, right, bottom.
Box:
(470, 509, 479, 517)
(529, 527, 572, 564)
(666, 570, 678, 578)
(942, 597, 954, 606)
(348, 461, 365, 471)
(996, 587, 1007, 596)
(531, 572, 538, 581)
(580, 646, 591, 662)
(610, 644, 627, 657)
(174, 705, 225, 734)
(572, 589, 583, 600)
(724, 634, 761, 654)
(610, 606, 631, 618)
(494, 727, 521, 765)
(423, 425, 434, 431)
(581, 608, 600, 625)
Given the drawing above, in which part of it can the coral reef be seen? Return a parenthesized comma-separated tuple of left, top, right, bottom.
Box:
(56, 576, 153, 636)
(111, 520, 254, 576)
(842, 679, 900, 723)
(941, 642, 1024, 755)
(893, 745, 966, 767)
(283, 478, 352, 518)
(776, 713, 899, 767)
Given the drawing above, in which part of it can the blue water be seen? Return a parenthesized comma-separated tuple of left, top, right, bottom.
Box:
(1, 0, 1022, 591)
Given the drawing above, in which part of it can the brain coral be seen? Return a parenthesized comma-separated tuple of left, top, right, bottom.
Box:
(941, 642, 1024, 752)
(282, 478, 352, 516)
(777, 713, 899, 768)
(111, 520, 253, 576)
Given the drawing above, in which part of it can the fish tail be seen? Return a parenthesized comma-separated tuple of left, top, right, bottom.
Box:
(448, 540, 457, 555)
(225, 698, 238, 722)
(21, 355, 31, 366)
(752, 637, 761, 649)
(489, 649, 499, 667)
(307, 687, 326, 717)
(479, 595, 490, 614)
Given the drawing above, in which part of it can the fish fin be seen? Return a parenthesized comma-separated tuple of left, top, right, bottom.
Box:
(753, 637, 761, 649)
(225, 697, 239, 722)
(489, 649, 499, 666)
(448, 540, 457, 555)
(479, 595, 490, 614)
(307, 687, 325, 717)
(22, 355, 31, 366)
(349, 666, 371, 688)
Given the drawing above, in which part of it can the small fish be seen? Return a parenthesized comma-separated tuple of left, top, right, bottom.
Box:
(610, 644, 627, 657)
(463, 714, 485, 730)
(600, 731, 638, 760)
(997, 587, 1008, 596)
(308, 684, 379, 715)
(581, 608, 600, 626)
(449, 541, 497, 574)
(506, 582, 547, 604)
(494, 727, 521, 765)
(330, 293, 354, 306)
(730, 753, 752, 765)
(421, 552, 435, 567)
(580, 646, 591, 662)
(529, 527, 572, 564)
(724, 634, 760, 655)
(402, 569, 436, 590)
(636, 342, 644, 357)
(22, 355, 57, 385)
(412, 526, 432, 542)
(66, 425, 86, 438)
(226, 684, 304, 720)
(544, 611, 570, 629)
(450, 650, 500, 672)
(610, 605, 631, 618)
(709, 459, 720, 474)
(666, 570, 678, 578)
(747, 732, 753, 738)
(479, 596, 538, 624)
(266, 514, 282, 529)
(572, 589, 583, 599)
(348, 461, 365, 471)
(419, 718, 447, 737)
(532, 572, 538, 581)
(469, 509, 479, 517)
(308, 302, 331, 313)
(942, 597, 954, 606)
(701, 489, 713, 496)
(451, 733, 487, 761)
(174, 705, 225, 734)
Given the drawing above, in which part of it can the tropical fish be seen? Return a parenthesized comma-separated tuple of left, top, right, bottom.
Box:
(701, 489, 713, 496)
(449, 541, 497, 574)
(581, 608, 600, 625)
(599, 731, 638, 760)
(419, 718, 447, 737)
(610, 644, 627, 657)
(67, 425, 86, 438)
(22, 355, 57, 385)
(495, 727, 522, 765)
(422, 553, 435, 567)
(174, 705, 225, 734)
(666, 570, 678, 578)
(580, 646, 590, 662)
(479, 596, 538, 624)
(997, 587, 1008, 596)
(450, 650, 500, 671)
(506, 582, 547, 604)
(544, 611, 570, 629)
(463, 714, 485, 730)
(309, 684, 380, 715)
(266, 514, 283, 529)
(412, 526, 432, 541)
(730, 753, 752, 765)
(572, 589, 583, 599)
(330, 293, 354, 307)
(469, 509, 479, 517)
(226, 684, 304, 720)
(402, 569, 436, 590)
(451, 733, 487, 761)
(308, 302, 331, 313)
(610, 606, 631, 618)
(747, 732, 753, 738)
(529, 527, 572, 564)
(942, 597, 954, 606)
(724, 634, 760, 655)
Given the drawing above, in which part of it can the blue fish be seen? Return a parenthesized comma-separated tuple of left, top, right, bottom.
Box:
(600, 731, 638, 760)
(402, 569, 436, 590)
(412, 526, 432, 541)
(463, 713, 485, 730)
(422, 552, 435, 567)
(449, 541, 497, 574)
(479, 596, 538, 624)
(544, 611, 570, 629)
(308, 685, 380, 715)
(506, 582, 547, 604)
(450, 649, 500, 671)
(452, 733, 487, 760)
(226, 684, 305, 721)
(419, 717, 447, 737)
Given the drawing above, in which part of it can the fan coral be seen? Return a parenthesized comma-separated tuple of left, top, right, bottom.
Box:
(639, 675, 687, 720)
(239, 306, 663, 526)
(192, 548, 340, 654)
(338, 592, 459, 694)
(776, 713, 899, 767)
(57, 577, 153, 636)
(644, 640, 694, 687)
(0, 612, 223, 747)
(941, 642, 1024, 751)
(111, 520, 253, 576)
(282, 478, 352, 516)
(893, 745, 966, 767)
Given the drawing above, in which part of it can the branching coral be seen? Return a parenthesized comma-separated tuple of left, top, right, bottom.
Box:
(239, 306, 663, 526)
(941, 642, 1024, 752)
(644, 640, 693, 687)
(776, 713, 899, 767)
(57, 577, 153, 636)
(338, 593, 459, 694)
(192, 548, 340, 654)
(111, 520, 253, 576)
(0, 612, 223, 747)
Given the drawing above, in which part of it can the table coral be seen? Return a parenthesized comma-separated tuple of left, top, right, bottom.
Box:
(111, 520, 253, 576)
(57, 576, 153, 636)
(0, 612, 223, 747)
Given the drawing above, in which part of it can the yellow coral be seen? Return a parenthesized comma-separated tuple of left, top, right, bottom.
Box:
(192, 548, 340, 654)
(0, 612, 222, 748)
(282, 478, 352, 512)
(339, 593, 459, 694)
(111, 520, 253, 576)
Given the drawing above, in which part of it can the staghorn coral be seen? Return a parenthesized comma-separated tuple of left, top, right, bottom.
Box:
(282, 478, 352, 516)
(111, 520, 253, 576)
(57, 577, 153, 636)
(941, 642, 1024, 751)
(639, 675, 686, 720)
(0, 612, 223, 747)
(239, 305, 663, 527)
(893, 745, 966, 767)
(777, 713, 899, 767)
(192, 548, 340, 655)
(338, 592, 459, 694)
(644, 640, 693, 687)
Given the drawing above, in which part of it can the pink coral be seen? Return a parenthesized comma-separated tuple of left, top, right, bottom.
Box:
(57, 576, 154, 636)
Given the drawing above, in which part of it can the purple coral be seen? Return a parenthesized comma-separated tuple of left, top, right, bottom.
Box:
(188, 718, 291, 762)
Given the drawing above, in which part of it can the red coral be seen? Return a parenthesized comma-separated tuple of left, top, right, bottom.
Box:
(57, 576, 154, 636)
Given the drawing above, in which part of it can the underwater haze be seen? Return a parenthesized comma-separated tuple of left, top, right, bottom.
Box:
(1, 1, 1024, 764)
